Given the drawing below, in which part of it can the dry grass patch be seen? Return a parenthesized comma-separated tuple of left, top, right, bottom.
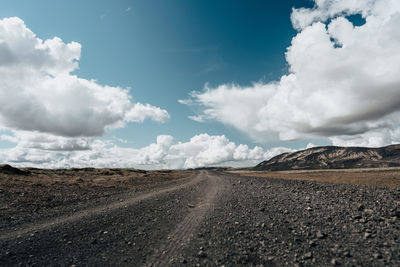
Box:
(232, 168, 400, 188)
(0, 168, 193, 190)
(0, 168, 194, 224)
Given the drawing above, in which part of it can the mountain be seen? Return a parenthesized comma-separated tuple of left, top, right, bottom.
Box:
(254, 144, 400, 171)
(0, 164, 29, 175)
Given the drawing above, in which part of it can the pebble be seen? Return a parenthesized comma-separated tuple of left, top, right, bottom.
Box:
(316, 230, 327, 239)
(198, 251, 207, 258)
(309, 240, 317, 247)
(330, 258, 340, 266)
(373, 253, 382, 259)
(363, 232, 371, 239)
(304, 252, 313, 259)
(363, 209, 374, 215)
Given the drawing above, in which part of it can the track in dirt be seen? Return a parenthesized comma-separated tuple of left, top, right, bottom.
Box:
(146, 172, 230, 266)
(2, 171, 398, 266)
(0, 172, 204, 241)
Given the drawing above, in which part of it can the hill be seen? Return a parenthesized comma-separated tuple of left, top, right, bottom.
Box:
(254, 144, 400, 171)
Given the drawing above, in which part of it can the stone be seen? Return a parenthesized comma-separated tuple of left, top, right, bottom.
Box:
(198, 251, 207, 258)
(304, 252, 312, 259)
(316, 231, 326, 239)
(330, 258, 340, 266)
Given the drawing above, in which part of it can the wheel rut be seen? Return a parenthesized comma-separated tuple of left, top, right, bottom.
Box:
(0, 172, 204, 241)
(145, 171, 230, 266)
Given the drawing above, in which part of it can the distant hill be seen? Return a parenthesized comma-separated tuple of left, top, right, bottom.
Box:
(0, 164, 29, 175)
(254, 144, 400, 171)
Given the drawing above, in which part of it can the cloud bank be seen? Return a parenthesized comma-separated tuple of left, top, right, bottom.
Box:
(182, 0, 400, 147)
(0, 16, 288, 169)
(0, 133, 293, 169)
(0, 17, 169, 137)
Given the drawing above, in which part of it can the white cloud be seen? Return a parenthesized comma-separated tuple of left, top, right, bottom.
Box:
(181, 0, 400, 147)
(187, 115, 206, 123)
(0, 134, 18, 143)
(306, 142, 317, 149)
(125, 103, 170, 123)
(9, 131, 92, 151)
(0, 17, 169, 137)
(0, 133, 293, 169)
(330, 127, 400, 147)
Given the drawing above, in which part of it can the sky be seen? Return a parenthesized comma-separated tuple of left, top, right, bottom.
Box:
(0, 0, 399, 169)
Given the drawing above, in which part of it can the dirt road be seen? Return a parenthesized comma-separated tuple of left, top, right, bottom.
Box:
(0, 171, 399, 266)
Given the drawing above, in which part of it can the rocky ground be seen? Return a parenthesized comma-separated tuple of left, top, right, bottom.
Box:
(0, 166, 192, 232)
(184, 173, 400, 266)
(0, 168, 399, 266)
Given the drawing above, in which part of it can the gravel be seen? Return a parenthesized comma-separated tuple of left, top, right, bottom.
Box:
(182, 173, 400, 266)
(1, 171, 399, 266)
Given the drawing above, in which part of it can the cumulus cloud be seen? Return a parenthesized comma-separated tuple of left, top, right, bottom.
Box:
(330, 128, 400, 147)
(181, 0, 400, 147)
(0, 133, 293, 169)
(2, 131, 92, 151)
(118, 134, 293, 169)
(0, 17, 169, 137)
(125, 103, 170, 123)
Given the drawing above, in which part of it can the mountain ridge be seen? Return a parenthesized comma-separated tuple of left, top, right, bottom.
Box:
(254, 144, 400, 171)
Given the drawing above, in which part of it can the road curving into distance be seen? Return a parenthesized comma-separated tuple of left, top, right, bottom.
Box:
(0, 171, 399, 266)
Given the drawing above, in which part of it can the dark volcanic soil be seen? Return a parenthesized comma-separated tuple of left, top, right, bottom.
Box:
(184, 173, 400, 266)
(0, 168, 192, 232)
(0, 170, 399, 266)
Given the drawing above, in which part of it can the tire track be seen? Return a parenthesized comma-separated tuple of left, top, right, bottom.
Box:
(0, 172, 204, 241)
(146, 171, 230, 266)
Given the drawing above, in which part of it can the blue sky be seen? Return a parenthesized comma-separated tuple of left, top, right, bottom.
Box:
(0, 0, 313, 148)
(0, 0, 399, 168)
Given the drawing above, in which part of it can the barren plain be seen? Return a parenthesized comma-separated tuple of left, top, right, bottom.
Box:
(0, 166, 399, 266)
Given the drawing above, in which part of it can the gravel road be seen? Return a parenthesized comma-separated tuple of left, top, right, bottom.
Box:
(1, 171, 399, 266)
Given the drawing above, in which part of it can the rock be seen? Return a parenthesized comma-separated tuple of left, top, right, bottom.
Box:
(304, 252, 312, 259)
(373, 253, 382, 259)
(363, 232, 371, 239)
(330, 258, 340, 266)
(309, 240, 317, 247)
(316, 231, 326, 239)
(343, 251, 351, 258)
(198, 251, 207, 258)
(363, 209, 374, 215)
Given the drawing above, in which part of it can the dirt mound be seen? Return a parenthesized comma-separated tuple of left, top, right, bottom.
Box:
(0, 164, 28, 175)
